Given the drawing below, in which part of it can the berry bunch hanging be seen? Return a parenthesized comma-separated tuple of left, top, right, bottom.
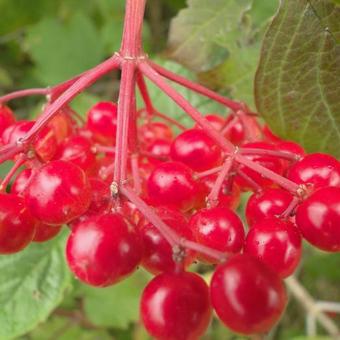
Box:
(0, 0, 339, 338)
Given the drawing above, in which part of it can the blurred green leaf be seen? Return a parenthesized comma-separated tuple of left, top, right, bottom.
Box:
(70, 92, 102, 117)
(25, 14, 105, 85)
(81, 270, 151, 329)
(0, 231, 71, 339)
(255, 0, 340, 157)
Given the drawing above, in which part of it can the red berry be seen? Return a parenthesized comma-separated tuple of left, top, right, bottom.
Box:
(141, 271, 211, 340)
(86, 101, 117, 145)
(0, 105, 15, 138)
(210, 254, 287, 335)
(170, 128, 222, 171)
(195, 114, 224, 131)
(25, 160, 91, 225)
(223, 115, 245, 145)
(195, 175, 241, 210)
(145, 139, 171, 165)
(296, 187, 340, 252)
(48, 111, 74, 144)
(287, 153, 340, 189)
(189, 207, 244, 263)
(235, 142, 284, 191)
(139, 122, 173, 146)
(66, 213, 142, 286)
(246, 188, 294, 226)
(0, 193, 37, 254)
(147, 162, 198, 212)
(11, 168, 33, 195)
(244, 217, 302, 278)
(139, 207, 195, 274)
(55, 135, 96, 174)
(33, 223, 62, 243)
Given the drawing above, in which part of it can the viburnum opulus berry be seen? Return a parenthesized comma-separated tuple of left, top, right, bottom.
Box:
(25, 160, 91, 225)
(210, 254, 287, 335)
(141, 271, 211, 340)
(66, 213, 142, 286)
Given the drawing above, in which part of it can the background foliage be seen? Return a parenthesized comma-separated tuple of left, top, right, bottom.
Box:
(0, 0, 339, 339)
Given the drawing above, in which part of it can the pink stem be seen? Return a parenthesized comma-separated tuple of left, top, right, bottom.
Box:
(130, 154, 142, 194)
(0, 143, 25, 164)
(153, 110, 186, 130)
(149, 60, 242, 112)
(196, 165, 223, 179)
(120, 185, 226, 261)
(140, 62, 300, 194)
(237, 169, 262, 192)
(221, 115, 238, 135)
(136, 71, 154, 115)
(0, 155, 26, 191)
(281, 196, 300, 218)
(21, 55, 121, 144)
(114, 61, 136, 183)
(0, 89, 48, 104)
(240, 148, 299, 161)
(207, 157, 234, 207)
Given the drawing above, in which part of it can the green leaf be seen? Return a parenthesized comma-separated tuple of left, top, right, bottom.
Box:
(25, 14, 105, 86)
(167, 0, 252, 72)
(137, 59, 226, 128)
(0, 231, 71, 340)
(255, 0, 340, 157)
(81, 270, 151, 329)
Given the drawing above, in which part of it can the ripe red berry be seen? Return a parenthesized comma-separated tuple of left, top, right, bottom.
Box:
(210, 254, 287, 335)
(48, 111, 74, 144)
(287, 153, 340, 189)
(195, 114, 225, 131)
(86, 101, 118, 145)
(0, 193, 37, 254)
(66, 213, 142, 286)
(244, 217, 302, 278)
(145, 139, 171, 165)
(147, 161, 198, 212)
(296, 187, 340, 252)
(25, 160, 91, 225)
(33, 223, 62, 243)
(139, 207, 195, 274)
(236, 142, 284, 191)
(189, 207, 244, 263)
(0, 105, 15, 138)
(11, 168, 33, 195)
(223, 115, 245, 145)
(246, 188, 294, 226)
(55, 135, 96, 175)
(139, 122, 173, 146)
(141, 271, 211, 340)
(170, 128, 222, 171)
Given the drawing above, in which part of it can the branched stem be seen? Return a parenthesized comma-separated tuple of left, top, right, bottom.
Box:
(0, 88, 48, 104)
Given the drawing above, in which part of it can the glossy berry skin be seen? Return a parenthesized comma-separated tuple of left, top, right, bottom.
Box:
(296, 187, 340, 252)
(210, 254, 287, 335)
(0, 194, 37, 254)
(223, 115, 245, 145)
(287, 153, 340, 189)
(170, 128, 222, 171)
(195, 175, 241, 210)
(139, 207, 195, 274)
(66, 213, 142, 287)
(139, 122, 173, 146)
(11, 168, 33, 195)
(189, 207, 244, 263)
(195, 114, 224, 131)
(55, 135, 96, 175)
(0, 105, 15, 137)
(146, 139, 171, 165)
(25, 160, 91, 225)
(147, 162, 198, 212)
(246, 188, 294, 226)
(86, 101, 117, 145)
(33, 223, 62, 243)
(141, 271, 211, 340)
(236, 142, 284, 191)
(244, 218, 302, 278)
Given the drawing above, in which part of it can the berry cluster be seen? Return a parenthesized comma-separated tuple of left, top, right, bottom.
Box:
(0, 97, 339, 338)
(0, 0, 339, 337)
